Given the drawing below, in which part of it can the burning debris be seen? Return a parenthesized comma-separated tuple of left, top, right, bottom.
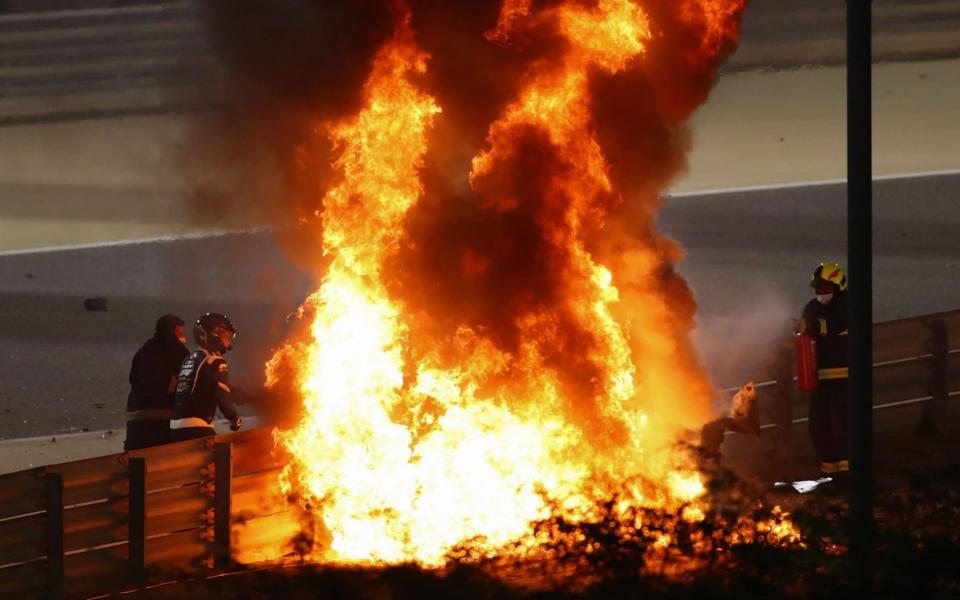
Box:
(699, 382, 760, 458)
(189, 0, 804, 571)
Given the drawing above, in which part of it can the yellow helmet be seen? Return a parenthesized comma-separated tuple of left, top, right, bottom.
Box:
(811, 261, 847, 291)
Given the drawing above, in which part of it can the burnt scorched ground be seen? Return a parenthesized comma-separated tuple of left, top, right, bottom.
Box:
(132, 450, 960, 600)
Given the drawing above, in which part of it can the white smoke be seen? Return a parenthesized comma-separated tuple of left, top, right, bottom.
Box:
(691, 283, 795, 411)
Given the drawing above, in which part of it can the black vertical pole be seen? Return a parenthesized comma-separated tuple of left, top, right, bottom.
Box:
(847, 0, 874, 579)
(44, 472, 64, 600)
(214, 441, 233, 570)
(128, 457, 147, 582)
(774, 344, 794, 467)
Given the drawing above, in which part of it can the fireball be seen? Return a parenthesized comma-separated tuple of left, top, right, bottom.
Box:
(264, 0, 794, 569)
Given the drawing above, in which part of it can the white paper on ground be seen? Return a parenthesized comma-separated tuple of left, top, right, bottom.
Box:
(772, 478, 833, 493)
(791, 477, 833, 493)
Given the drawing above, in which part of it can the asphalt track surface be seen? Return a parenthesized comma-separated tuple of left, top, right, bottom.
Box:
(0, 231, 313, 439)
(1, 171, 958, 439)
(664, 172, 960, 323)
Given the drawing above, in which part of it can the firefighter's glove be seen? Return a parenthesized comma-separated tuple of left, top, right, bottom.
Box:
(230, 418, 242, 432)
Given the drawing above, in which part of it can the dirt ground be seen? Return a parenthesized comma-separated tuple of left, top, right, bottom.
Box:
(119, 436, 960, 598)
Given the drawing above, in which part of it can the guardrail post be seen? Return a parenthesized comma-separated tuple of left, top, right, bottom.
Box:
(773, 343, 794, 467)
(128, 457, 147, 582)
(44, 472, 64, 600)
(919, 319, 949, 435)
(214, 442, 233, 570)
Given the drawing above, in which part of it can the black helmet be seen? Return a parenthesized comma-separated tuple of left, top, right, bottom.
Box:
(193, 313, 238, 353)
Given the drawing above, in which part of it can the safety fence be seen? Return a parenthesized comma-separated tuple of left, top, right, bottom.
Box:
(721, 309, 960, 464)
(0, 428, 303, 599)
(1, 309, 959, 598)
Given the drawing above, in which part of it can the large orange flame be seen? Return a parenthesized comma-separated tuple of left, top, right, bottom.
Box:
(267, 0, 789, 568)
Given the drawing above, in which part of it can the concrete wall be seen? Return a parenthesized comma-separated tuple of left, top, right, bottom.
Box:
(0, 0, 162, 13)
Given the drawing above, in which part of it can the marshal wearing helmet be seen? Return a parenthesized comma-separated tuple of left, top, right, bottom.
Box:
(795, 261, 849, 478)
(170, 313, 242, 441)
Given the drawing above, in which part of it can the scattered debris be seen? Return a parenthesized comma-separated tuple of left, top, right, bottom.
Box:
(700, 382, 760, 456)
(774, 477, 833, 494)
(83, 297, 108, 311)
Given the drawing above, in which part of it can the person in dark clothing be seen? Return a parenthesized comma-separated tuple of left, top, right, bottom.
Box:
(125, 314, 189, 451)
(170, 313, 242, 442)
(795, 261, 849, 477)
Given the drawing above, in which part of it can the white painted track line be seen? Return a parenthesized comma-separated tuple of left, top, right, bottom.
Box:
(0, 228, 266, 258)
(667, 168, 960, 198)
(2, 168, 957, 257)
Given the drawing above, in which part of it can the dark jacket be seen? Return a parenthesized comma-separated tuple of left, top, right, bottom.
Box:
(127, 315, 189, 414)
(802, 292, 849, 377)
(171, 349, 239, 425)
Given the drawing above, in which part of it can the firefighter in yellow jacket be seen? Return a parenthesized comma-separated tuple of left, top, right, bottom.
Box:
(795, 261, 849, 477)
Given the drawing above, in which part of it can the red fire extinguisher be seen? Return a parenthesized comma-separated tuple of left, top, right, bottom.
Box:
(794, 333, 818, 392)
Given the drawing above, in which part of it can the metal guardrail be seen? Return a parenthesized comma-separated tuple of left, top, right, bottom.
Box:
(0, 428, 299, 598)
(721, 309, 960, 464)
